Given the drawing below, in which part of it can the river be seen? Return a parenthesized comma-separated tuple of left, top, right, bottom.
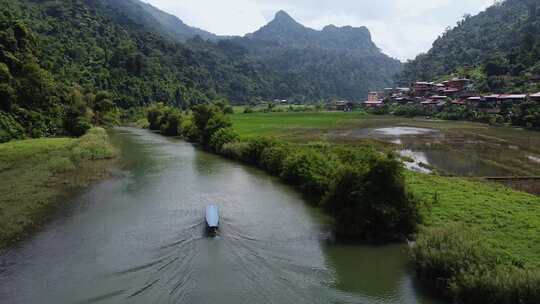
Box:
(0, 128, 440, 304)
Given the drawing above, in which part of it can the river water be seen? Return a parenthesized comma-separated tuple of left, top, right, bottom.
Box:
(0, 128, 440, 304)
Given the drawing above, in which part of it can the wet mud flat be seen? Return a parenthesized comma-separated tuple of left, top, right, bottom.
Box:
(329, 125, 540, 179)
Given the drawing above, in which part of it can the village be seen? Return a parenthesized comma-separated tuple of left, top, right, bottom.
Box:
(359, 78, 540, 114)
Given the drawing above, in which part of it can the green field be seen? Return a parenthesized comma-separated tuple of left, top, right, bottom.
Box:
(230, 111, 540, 267)
(231, 111, 369, 138)
(0, 128, 117, 247)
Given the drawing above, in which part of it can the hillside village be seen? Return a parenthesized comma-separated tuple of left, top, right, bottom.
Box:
(363, 78, 540, 114)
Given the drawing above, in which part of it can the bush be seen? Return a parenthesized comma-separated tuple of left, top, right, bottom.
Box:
(259, 143, 290, 175)
(160, 110, 183, 136)
(71, 128, 117, 161)
(410, 225, 538, 303)
(221, 141, 249, 160)
(192, 104, 232, 146)
(209, 128, 239, 152)
(323, 157, 419, 240)
(180, 117, 199, 142)
(241, 137, 279, 165)
(280, 149, 336, 196)
(47, 156, 75, 173)
(0, 111, 24, 142)
(455, 265, 540, 304)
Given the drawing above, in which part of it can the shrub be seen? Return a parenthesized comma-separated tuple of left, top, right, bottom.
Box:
(160, 110, 182, 136)
(180, 117, 199, 142)
(47, 156, 75, 173)
(221, 141, 249, 160)
(280, 149, 336, 196)
(454, 265, 540, 304)
(323, 157, 419, 240)
(192, 104, 232, 146)
(71, 128, 116, 161)
(209, 128, 239, 153)
(410, 225, 538, 303)
(0, 111, 24, 142)
(241, 137, 278, 165)
(259, 143, 290, 175)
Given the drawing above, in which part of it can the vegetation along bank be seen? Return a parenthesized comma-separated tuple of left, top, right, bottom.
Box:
(0, 128, 117, 248)
(143, 104, 540, 304)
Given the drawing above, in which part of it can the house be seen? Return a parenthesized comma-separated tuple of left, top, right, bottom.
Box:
(446, 78, 472, 91)
(451, 99, 467, 106)
(413, 82, 435, 96)
(484, 94, 501, 106)
(466, 96, 483, 107)
(499, 94, 527, 103)
(367, 92, 382, 102)
(421, 99, 441, 113)
(530, 92, 540, 102)
(430, 95, 449, 101)
(363, 100, 384, 108)
(328, 100, 355, 111)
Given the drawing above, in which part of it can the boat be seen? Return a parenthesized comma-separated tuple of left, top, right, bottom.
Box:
(205, 204, 219, 235)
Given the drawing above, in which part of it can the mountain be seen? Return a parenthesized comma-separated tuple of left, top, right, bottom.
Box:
(100, 0, 220, 42)
(398, 0, 540, 93)
(0, 0, 279, 141)
(248, 10, 379, 53)
(230, 11, 402, 101)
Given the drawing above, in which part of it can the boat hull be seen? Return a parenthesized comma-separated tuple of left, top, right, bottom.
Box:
(205, 204, 219, 233)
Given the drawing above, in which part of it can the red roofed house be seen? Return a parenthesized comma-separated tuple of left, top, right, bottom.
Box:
(364, 92, 384, 108)
(413, 82, 435, 96)
(499, 94, 527, 103)
(447, 78, 472, 91)
(530, 92, 540, 102)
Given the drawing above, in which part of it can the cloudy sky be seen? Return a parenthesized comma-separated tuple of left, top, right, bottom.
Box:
(143, 0, 496, 61)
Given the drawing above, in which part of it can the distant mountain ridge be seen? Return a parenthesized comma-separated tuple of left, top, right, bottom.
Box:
(100, 2, 402, 100)
(247, 10, 379, 53)
(232, 11, 402, 101)
(101, 0, 220, 41)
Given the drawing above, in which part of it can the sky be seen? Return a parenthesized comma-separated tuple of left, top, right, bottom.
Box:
(143, 0, 496, 61)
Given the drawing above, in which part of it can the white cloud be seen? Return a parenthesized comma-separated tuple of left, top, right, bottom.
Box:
(143, 0, 497, 61)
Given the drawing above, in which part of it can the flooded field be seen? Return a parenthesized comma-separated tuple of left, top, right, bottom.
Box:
(330, 122, 540, 178)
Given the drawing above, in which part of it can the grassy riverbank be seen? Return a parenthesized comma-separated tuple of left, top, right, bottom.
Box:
(230, 111, 540, 302)
(141, 107, 540, 302)
(0, 128, 118, 248)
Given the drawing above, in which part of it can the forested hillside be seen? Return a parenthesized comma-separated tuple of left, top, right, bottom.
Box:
(398, 0, 540, 93)
(101, 0, 220, 42)
(0, 0, 403, 142)
(0, 0, 279, 142)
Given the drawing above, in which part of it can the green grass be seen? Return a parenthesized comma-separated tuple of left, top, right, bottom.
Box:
(0, 128, 117, 247)
(406, 172, 540, 267)
(231, 111, 369, 138)
(230, 111, 540, 267)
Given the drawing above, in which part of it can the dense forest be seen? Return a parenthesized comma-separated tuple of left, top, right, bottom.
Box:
(0, 0, 404, 142)
(0, 0, 281, 141)
(398, 0, 540, 93)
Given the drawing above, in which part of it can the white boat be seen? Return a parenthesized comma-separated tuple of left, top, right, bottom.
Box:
(205, 205, 219, 235)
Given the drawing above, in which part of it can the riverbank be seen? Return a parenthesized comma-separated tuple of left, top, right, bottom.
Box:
(139, 107, 540, 302)
(229, 111, 540, 302)
(0, 128, 118, 248)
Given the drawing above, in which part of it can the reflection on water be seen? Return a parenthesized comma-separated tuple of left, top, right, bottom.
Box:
(399, 150, 432, 174)
(373, 127, 436, 136)
(529, 155, 540, 164)
(325, 243, 435, 304)
(0, 128, 440, 304)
